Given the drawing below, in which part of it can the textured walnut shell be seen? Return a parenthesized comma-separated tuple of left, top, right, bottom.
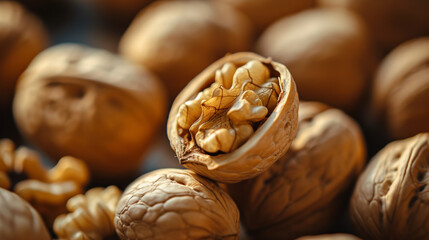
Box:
(217, 0, 314, 32)
(318, 0, 429, 52)
(13, 44, 166, 179)
(372, 37, 429, 139)
(256, 8, 373, 111)
(167, 52, 299, 183)
(0, 1, 48, 105)
(119, 0, 253, 99)
(227, 102, 365, 239)
(350, 133, 429, 240)
(114, 168, 240, 240)
(296, 234, 362, 240)
(0, 188, 50, 240)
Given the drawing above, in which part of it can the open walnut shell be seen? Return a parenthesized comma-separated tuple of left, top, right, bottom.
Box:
(226, 102, 366, 239)
(350, 133, 429, 240)
(167, 52, 299, 183)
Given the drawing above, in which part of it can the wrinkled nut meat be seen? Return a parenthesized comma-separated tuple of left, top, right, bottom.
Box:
(54, 186, 122, 240)
(0, 1, 48, 105)
(296, 234, 362, 240)
(167, 52, 299, 183)
(13, 43, 166, 179)
(372, 37, 429, 139)
(0, 138, 90, 224)
(114, 168, 240, 240)
(0, 188, 50, 240)
(227, 102, 365, 240)
(350, 133, 429, 240)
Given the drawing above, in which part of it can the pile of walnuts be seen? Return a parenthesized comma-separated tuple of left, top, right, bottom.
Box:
(1, 0, 429, 240)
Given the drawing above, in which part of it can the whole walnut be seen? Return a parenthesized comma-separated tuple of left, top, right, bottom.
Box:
(0, 1, 48, 106)
(227, 102, 366, 240)
(119, 0, 253, 99)
(350, 133, 429, 240)
(114, 168, 240, 240)
(217, 0, 314, 32)
(256, 8, 374, 111)
(372, 37, 429, 139)
(318, 0, 429, 52)
(167, 52, 299, 183)
(13, 44, 166, 179)
(0, 188, 50, 240)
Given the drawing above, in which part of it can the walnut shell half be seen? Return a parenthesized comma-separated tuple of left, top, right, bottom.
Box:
(167, 52, 299, 183)
(227, 102, 366, 239)
(350, 133, 429, 240)
(114, 168, 240, 240)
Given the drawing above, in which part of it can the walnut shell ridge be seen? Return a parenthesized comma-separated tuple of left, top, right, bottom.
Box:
(167, 52, 299, 183)
(114, 168, 240, 240)
(350, 133, 429, 240)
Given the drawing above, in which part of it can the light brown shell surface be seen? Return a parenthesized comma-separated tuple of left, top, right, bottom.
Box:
(0, 188, 50, 240)
(227, 102, 365, 239)
(0, 1, 48, 105)
(119, 0, 253, 99)
(114, 168, 240, 240)
(350, 133, 429, 240)
(296, 233, 362, 240)
(372, 37, 429, 139)
(13, 44, 166, 179)
(167, 52, 299, 183)
(256, 8, 373, 111)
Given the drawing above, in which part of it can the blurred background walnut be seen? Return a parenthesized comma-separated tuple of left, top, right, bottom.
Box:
(54, 185, 121, 240)
(318, 0, 429, 53)
(217, 0, 315, 33)
(256, 8, 374, 112)
(0, 1, 48, 106)
(296, 233, 362, 240)
(350, 133, 429, 240)
(0, 188, 50, 240)
(119, 0, 253, 99)
(115, 168, 240, 240)
(168, 53, 298, 183)
(13, 44, 166, 180)
(226, 102, 366, 240)
(372, 37, 429, 140)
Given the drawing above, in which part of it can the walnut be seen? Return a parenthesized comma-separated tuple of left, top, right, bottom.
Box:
(350, 133, 429, 240)
(0, 1, 48, 105)
(0, 188, 50, 240)
(218, 0, 314, 32)
(0, 138, 90, 225)
(54, 186, 122, 240)
(318, 0, 429, 52)
(296, 234, 362, 240)
(256, 8, 374, 111)
(119, 0, 253, 99)
(371, 37, 429, 139)
(167, 52, 299, 183)
(13, 44, 166, 179)
(114, 168, 240, 240)
(226, 102, 366, 240)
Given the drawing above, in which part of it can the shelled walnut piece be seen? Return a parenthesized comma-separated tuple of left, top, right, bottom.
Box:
(226, 102, 366, 240)
(350, 133, 429, 240)
(115, 168, 240, 240)
(54, 186, 122, 240)
(0, 138, 90, 224)
(0, 188, 50, 240)
(168, 52, 299, 183)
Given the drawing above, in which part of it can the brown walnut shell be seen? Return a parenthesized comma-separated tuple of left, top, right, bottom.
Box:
(0, 1, 48, 105)
(227, 102, 366, 239)
(167, 52, 299, 183)
(296, 233, 362, 240)
(114, 168, 240, 240)
(119, 0, 253, 99)
(372, 37, 429, 139)
(350, 133, 429, 240)
(256, 8, 373, 111)
(0, 188, 50, 240)
(13, 44, 166, 179)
